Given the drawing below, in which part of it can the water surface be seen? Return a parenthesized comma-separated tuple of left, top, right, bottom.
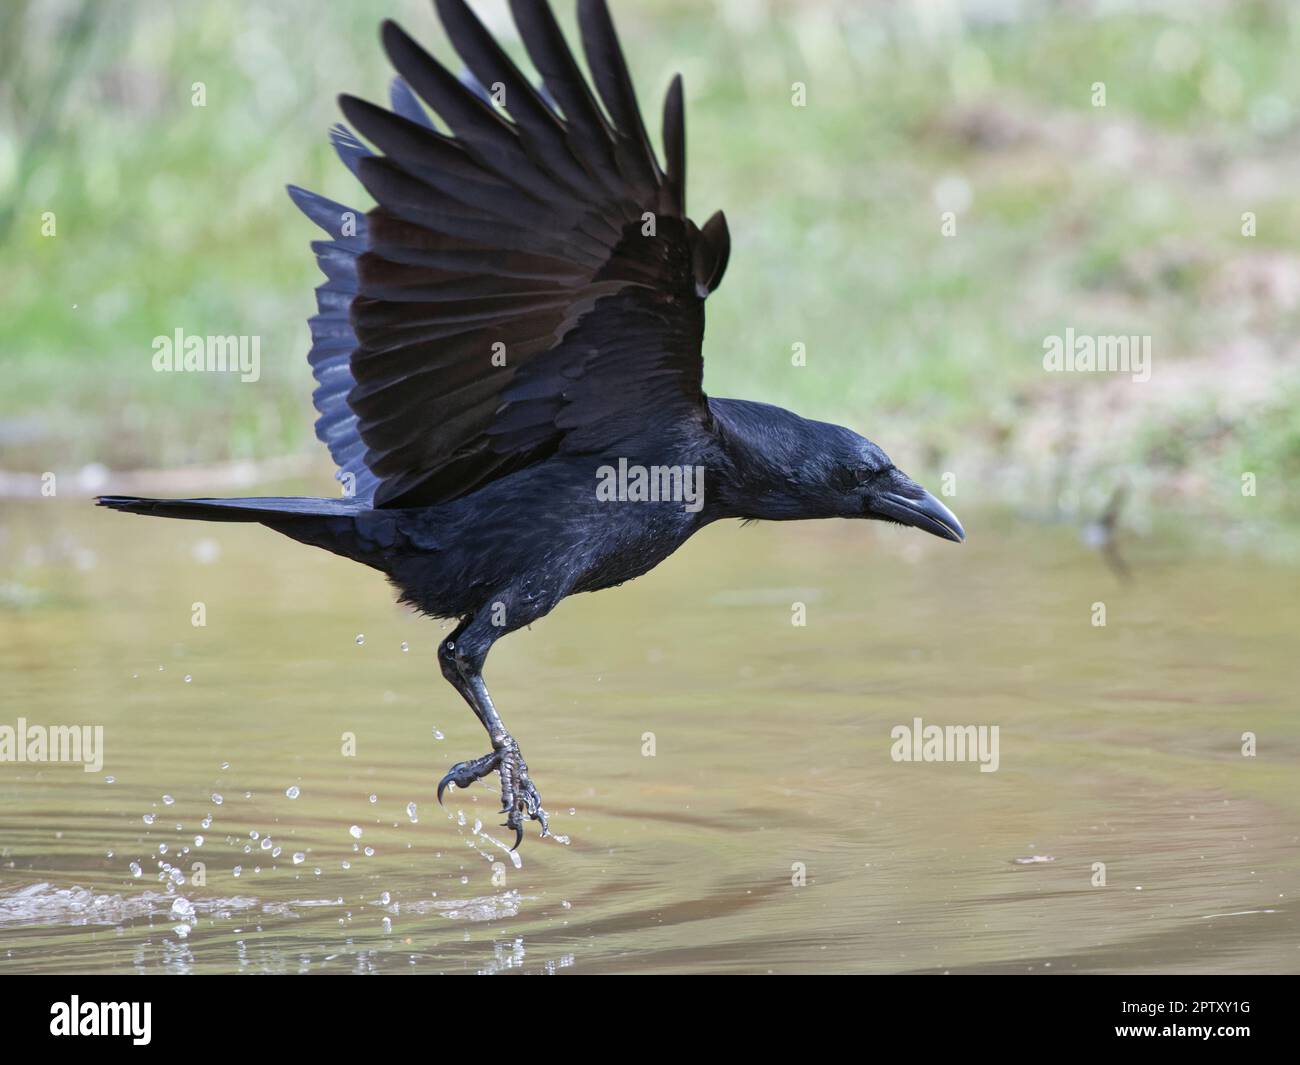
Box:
(1, 498, 1297, 973)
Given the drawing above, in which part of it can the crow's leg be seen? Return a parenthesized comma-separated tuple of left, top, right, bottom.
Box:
(435, 614, 549, 848)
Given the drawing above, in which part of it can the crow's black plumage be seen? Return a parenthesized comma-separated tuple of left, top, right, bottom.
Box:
(99, 0, 964, 847)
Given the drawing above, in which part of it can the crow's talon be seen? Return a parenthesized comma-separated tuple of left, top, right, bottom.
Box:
(498, 743, 548, 848)
(439, 741, 547, 847)
(436, 751, 500, 804)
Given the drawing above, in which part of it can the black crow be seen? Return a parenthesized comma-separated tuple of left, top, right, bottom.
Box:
(99, 0, 964, 847)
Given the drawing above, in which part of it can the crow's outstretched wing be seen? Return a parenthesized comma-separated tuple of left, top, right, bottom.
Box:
(293, 0, 729, 508)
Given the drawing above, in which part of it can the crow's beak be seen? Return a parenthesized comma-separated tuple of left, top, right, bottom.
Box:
(872, 487, 966, 543)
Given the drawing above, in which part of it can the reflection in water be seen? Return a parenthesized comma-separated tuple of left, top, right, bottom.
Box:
(1080, 483, 1132, 583)
(0, 498, 1297, 973)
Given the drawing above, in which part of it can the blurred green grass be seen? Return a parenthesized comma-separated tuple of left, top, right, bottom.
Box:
(3, 0, 1299, 517)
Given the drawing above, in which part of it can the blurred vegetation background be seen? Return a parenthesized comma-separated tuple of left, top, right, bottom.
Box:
(3, 0, 1299, 524)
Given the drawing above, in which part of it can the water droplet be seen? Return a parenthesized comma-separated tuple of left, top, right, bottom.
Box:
(158, 843, 168, 855)
(285, 785, 300, 799)
(368, 793, 377, 804)
(184, 675, 192, 684)
(401, 641, 409, 652)
(260, 838, 272, 850)
(406, 802, 418, 823)
(233, 865, 242, 877)
(341, 860, 351, 870)
(129, 862, 142, 878)
(220, 761, 230, 770)
(431, 728, 444, 740)
(162, 795, 175, 805)
(142, 814, 155, 825)
(379, 891, 391, 905)
(349, 825, 362, 839)
(194, 836, 204, 847)
(170, 897, 195, 920)
(105, 776, 115, 784)
(211, 793, 223, 806)
(192, 538, 221, 564)
(355, 633, 365, 645)
(382, 916, 392, 934)
(293, 852, 305, 865)
(364, 846, 375, 857)
(200, 815, 212, 829)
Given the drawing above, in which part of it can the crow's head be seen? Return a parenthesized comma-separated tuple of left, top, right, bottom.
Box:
(816, 424, 964, 542)
(709, 400, 965, 542)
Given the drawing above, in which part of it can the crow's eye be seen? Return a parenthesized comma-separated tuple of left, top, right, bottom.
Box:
(852, 466, 874, 487)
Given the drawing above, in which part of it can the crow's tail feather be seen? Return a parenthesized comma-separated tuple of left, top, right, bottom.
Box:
(95, 495, 365, 523)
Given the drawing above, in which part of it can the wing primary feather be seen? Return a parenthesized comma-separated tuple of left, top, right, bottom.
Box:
(662, 73, 685, 216)
(508, 0, 625, 198)
(435, 0, 598, 199)
(340, 94, 566, 226)
(287, 185, 361, 241)
(379, 20, 568, 204)
(457, 66, 493, 106)
(576, 0, 661, 194)
(330, 123, 372, 177)
(389, 76, 435, 129)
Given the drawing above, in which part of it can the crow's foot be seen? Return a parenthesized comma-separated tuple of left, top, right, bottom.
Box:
(436, 751, 500, 804)
(437, 737, 549, 849)
(497, 739, 549, 849)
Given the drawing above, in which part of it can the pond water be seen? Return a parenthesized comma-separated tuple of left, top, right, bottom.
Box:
(1, 496, 1297, 973)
